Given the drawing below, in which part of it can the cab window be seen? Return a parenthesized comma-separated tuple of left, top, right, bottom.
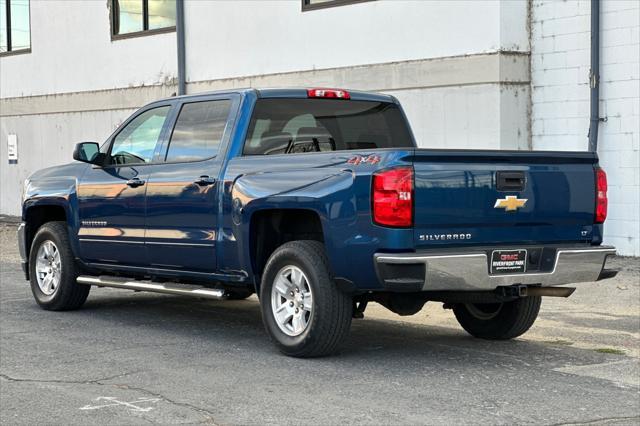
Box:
(165, 100, 231, 162)
(109, 106, 170, 165)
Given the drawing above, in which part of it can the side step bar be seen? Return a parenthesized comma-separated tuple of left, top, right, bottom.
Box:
(77, 276, 226, 300)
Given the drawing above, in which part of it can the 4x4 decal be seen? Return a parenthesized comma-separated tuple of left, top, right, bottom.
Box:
(347, 154, 381, 166)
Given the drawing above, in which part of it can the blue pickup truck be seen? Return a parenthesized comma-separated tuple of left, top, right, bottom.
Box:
(18, 88, 616, 357)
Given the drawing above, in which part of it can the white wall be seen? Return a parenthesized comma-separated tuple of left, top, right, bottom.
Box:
(185, 0, 527, 84)
(1, 0, 528, 99)
(392, 83, 530, 150)
(531, 0, 640, 256)
(1, 0, 532, 217)
(183, 0, 530, 150)
(0, 109, 137, 216)
(0, 0, 177, 98)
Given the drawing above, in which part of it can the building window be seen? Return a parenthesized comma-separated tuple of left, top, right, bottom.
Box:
(111, 0, 176, 39)
(302, 0, 374, 11)
(0, 0, 31, 55)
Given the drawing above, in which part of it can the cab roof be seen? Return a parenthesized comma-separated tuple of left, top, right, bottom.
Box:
(159, 88, 397, 104)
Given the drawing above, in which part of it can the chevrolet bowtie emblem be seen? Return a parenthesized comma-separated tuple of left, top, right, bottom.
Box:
(494, 195, 527, 211)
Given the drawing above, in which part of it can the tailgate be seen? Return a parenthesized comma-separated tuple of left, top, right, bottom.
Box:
(411, 149, 598, 248)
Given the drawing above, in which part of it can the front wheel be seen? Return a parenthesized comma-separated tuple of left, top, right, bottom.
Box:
(452, 296, 541, 340)
(260, 240, 352, 357)
(28, 221, 90, 311)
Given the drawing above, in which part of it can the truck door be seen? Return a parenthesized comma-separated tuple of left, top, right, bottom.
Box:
(144, 97, 235, 273)
(77, 104, 173, 266)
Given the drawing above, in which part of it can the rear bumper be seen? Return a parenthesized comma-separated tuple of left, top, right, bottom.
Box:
(374, 246, 616, 292)
(17, 222, 29, 280)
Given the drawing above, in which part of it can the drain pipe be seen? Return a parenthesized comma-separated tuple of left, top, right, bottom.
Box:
(176, 0, 186, 96)
(588, 0, 601, 152)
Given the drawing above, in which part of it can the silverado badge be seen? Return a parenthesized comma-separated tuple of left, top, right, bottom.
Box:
(494, 195, 527, 212)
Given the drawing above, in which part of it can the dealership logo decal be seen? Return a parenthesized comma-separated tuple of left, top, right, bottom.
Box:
(494, 196, 527, 212)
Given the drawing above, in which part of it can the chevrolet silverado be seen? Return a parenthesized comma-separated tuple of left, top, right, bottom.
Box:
(18, 88, 616, 357)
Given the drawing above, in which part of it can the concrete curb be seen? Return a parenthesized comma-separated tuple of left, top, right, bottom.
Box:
(0, 215, 21, 224)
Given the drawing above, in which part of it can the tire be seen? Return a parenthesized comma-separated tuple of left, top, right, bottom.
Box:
(226, 289, 254, 300)
(259, 240, 352, 357)
(28, 221, 90, 311)
(452, 296, 541, 340)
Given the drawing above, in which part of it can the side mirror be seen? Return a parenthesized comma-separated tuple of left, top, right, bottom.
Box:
(73, 142, 103, 165)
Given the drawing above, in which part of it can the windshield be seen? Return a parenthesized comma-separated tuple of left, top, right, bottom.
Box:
(243, 98, 414, 155)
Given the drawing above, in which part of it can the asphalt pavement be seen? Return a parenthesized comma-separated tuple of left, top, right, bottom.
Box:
(1, 223, 639, 425)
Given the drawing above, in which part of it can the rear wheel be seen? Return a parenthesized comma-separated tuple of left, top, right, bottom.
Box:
(28, 221, 90, 311)
(260, 240, 352, 357)
(452, 296, 541, 340)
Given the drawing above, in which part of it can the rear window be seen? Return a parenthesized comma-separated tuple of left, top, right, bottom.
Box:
(243, 98, 414, 155)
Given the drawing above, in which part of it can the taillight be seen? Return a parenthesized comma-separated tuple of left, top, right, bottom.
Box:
(595, 167, 608, 224)
(372, 167, 413, 227)
(307, 88, 350, 99)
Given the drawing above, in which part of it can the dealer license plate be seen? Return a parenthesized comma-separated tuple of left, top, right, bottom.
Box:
(490, 249, 527, 274)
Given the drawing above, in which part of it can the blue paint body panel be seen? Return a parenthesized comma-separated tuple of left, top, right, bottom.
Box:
(411, 152, 600, 249)
(21, 88, 603, 292)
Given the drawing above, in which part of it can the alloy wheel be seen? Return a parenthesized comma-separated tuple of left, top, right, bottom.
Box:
(270, 265, 314, 336)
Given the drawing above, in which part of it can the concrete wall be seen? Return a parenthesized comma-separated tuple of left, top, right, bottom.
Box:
(1, 0, 532, 219)
(0, 0, 177, 98)
(0, 109, 137, 216)
(185, 0, 530, 151)
(1, 0, 527, 99)
(1, 53, 531, 220)
(531, 0, 640, 255)
(185, 0, 529, 81)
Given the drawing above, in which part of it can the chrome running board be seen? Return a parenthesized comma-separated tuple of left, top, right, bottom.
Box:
(77, 275, 226, 300)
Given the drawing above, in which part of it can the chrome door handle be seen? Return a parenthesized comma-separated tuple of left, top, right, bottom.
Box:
(126, 178, 146, 188)
(194, 175, 216, 186)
